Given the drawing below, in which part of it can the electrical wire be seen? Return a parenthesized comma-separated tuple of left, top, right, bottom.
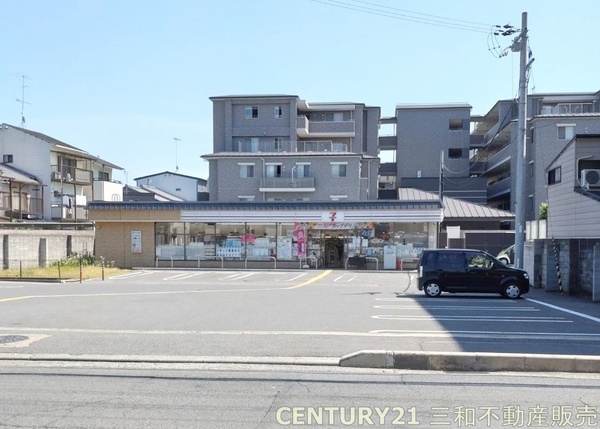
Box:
(309, 0, 492, 34)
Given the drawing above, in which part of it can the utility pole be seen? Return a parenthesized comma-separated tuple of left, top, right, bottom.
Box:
(16, 74, 30, 127)
(513, 12, 531, 269)
(495, 12, 533, 269)
(174, 137, 181, 172)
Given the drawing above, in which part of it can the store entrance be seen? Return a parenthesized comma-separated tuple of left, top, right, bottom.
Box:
(324, 236, 345, 268)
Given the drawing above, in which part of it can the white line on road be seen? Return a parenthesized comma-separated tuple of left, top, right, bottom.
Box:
(372, 315, 570, 322)
(167, 273, 206, 281)
(284, 273, 308, 282)
(219, 273, 256, 281)
(108, 271, 155, 280)
(369, 329, 600, 339)
(525, 298, 600, 324)
(333, 274, 356, 282)
(373, 305, 539, 311)
(374, 297, 517, 303)
(162, 272, 193, 280)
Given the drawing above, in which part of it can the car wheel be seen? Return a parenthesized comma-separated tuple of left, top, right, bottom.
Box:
(503, 283, 522, 299)
(424, 282, 442, 298)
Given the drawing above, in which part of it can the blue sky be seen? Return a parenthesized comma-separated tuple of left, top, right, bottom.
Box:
(1, 0, 598, 184)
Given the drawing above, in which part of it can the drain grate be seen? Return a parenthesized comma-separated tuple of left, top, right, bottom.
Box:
(0, 335, 29, 344)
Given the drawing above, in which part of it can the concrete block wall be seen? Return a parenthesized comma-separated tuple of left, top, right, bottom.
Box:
(1, 230, 94, 269)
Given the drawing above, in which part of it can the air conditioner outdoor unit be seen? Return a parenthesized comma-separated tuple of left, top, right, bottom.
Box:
(581, 169, 600, 189)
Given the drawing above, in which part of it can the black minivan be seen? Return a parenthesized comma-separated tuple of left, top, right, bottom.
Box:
(417, 249, 530, 299)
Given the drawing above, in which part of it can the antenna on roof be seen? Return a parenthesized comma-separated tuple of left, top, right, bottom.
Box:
(173, 137, 181, 172)
(15, 74, 30, 127)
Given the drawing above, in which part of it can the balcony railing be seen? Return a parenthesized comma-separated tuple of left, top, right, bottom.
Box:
(260, 176, 315, 190)
(234, 140, 348, 153)
(487, 177, 511, 200)
(51, 165, 93, 185)
(51, 205, 88, 221)
(296, 116, 355, 137)
(539, 103, 597, 115)
(1, 192, 43, 218)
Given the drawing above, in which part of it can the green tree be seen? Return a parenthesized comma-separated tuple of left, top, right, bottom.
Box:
(539, 202, 548, 220)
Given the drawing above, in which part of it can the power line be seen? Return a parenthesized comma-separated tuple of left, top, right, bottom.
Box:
(310, 0, 492, 33)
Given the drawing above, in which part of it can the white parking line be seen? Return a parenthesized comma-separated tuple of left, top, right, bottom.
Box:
(108, 271, 155, 280)
(525, 298, 600, 324)
(369, 329, 600, 339)
(163, 272, 192, 280)
(372, 315, 570, 322)
(333, 274, 357, 283)
(373, 305, 539, 311)
(219, 273, 256, 281)
(284, 273, 308, 282)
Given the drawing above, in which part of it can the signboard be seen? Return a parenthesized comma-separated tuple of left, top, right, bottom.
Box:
(131, 230, 142, 254)
(294, 223, 306, 256)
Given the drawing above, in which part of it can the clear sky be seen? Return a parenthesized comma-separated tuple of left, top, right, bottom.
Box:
(1, 0, 598, 185)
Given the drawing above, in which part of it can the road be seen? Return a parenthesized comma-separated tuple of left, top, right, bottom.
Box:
(1, 361, 599, 428)
(1, 269, 600, 358)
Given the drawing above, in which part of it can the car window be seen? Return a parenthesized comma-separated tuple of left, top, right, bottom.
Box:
(466, 251, 494, 269)
(436, 252, 465, 270)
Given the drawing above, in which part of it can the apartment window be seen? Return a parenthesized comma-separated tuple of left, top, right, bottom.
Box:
(267, 197, 285, 202)
(448, 148, 463, 159)
(274, 106, 282, 118)
(97, 171, 109, 181)
(557, 124, 575, 140)
(245, 106, 258, 119)
(331, 163, 347, 177)
(3, 154, 13, 163)
(548, 166, 561, 185)
(529, 195, 534, 212)
(296, 164, 310, 178)
(238, 196, 255, 201)
(449, 119, 463, 130)
(239, 164, 254, 178)
(238, 138, 259, 152)
(265, 164, 282, 178)
(529, 161, 535, 177)
(274, 138, 283, 152)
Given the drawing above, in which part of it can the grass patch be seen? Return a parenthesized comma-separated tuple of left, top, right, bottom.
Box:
(0, 254, 130, 280)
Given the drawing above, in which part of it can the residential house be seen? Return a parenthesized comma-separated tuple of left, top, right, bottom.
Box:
(0, 124, 123, 222)
(134, 171, 208, 201)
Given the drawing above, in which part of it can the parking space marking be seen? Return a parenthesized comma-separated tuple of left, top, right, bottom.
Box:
(372, 314, 570, 322)
(369, 329, 600, 339)
(526, 298, 600, 324)
(163, 272, 206, 281)
(219, 272, 256, 281)
(108, 271, 155, 280)
(286, 270, 332, 289)
(333, 274, 357, 283)
(284, 273, 308, 282)
(373, 304, 539, 311)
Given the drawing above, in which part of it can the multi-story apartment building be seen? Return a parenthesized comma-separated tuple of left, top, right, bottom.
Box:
(0, 123, 123, 222)
(379, 103, 487, 204)
(203, 95, 380, 202)
(471, 90, 600, 220)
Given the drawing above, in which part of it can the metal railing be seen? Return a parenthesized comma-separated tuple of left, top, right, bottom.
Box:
(51, 165, 93, 185)
(260, 177, 315, 189)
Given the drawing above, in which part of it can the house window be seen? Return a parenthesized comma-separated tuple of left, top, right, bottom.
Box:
(449, 119, 463, 130)
(3, 154, 13, 163)
(238, 196, 255, 201)
(548, 166, 561, 185)
(331, 163, 347, 177)
(265, 164, 282, 178)
(245, 106, 258, 119)
(448, 148, 462, 159)
(557, 125, 575, 140)
(274, 138, 283, 152)
(239, 164, 254, 178)
(529, 161, 534, 177)
(97, 171, 109, 181)
(274, 106, 282, 118)
(296, 164, 310, 177)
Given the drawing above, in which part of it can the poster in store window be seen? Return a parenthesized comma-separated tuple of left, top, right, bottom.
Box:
(131, 230, 142, 254)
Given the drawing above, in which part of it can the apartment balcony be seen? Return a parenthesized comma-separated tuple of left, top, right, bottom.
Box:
(259, 177, 316, 192)
(234, 140, 348, 153)
(484, 145, 511, 174)
(51, 204, 88, 221)
(378, 135, 397, 150)
(51, 165, 93, 185)
(487, 177, 511, 200)
(296, 116, 355, 138)
(93, 179, 123, 202)
(1, 192, 43, 219)
(539, 103, 598, 115)
(379, 162, 397, 176)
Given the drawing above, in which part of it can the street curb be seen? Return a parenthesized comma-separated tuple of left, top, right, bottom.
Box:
(0, 353, 339, 367)
(339, 350, 600, 372)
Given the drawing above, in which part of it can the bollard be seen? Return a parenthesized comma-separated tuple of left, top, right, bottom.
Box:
(19, 261, 22, 279)
(79, 257, 83, 283)
(58, 260, 61, 280)
(101, 258, 105, 281)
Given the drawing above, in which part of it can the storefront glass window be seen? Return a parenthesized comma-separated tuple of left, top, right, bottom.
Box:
(156, 222, 186, 260)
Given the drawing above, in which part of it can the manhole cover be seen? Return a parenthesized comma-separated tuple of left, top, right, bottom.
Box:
(0, 335, 29, 344)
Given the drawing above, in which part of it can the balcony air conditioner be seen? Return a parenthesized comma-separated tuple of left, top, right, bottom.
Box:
(581, 169, 600, 189)
(52, 171, 61, 180)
